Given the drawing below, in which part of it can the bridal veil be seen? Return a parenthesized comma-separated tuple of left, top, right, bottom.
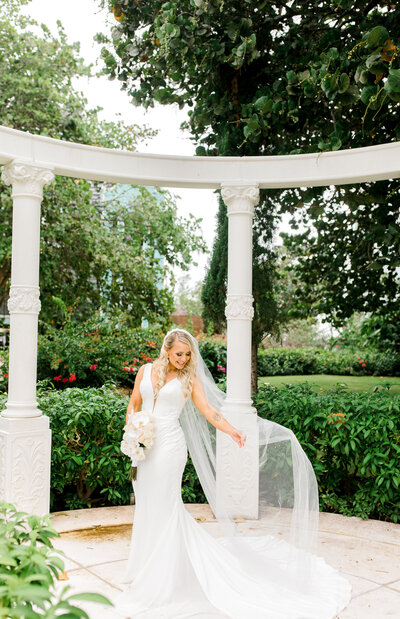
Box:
(175, 328, 320, 594)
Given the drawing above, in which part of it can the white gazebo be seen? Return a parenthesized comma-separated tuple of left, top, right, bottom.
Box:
(1, 124, 399, 517)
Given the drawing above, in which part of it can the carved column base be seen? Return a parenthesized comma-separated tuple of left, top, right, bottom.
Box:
(216, 400, 259, 519)
(0, 416, 51, 516)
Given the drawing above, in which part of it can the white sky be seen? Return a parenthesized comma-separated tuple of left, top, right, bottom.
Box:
(20, 0, 290, 291)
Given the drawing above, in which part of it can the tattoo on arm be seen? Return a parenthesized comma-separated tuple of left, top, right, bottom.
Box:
(213, 412, 222, 422)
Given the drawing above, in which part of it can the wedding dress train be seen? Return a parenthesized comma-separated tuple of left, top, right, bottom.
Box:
(113, 363, 351, 619)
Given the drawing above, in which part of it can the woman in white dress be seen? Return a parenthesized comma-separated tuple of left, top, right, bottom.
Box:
(114, 329, 352, 619)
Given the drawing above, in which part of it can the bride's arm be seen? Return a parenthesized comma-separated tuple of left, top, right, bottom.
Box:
(125, 364, 145, 423)
(191, 377, 246, 448)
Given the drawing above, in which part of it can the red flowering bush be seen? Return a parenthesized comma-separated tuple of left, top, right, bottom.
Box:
(37, 312, 163, 389)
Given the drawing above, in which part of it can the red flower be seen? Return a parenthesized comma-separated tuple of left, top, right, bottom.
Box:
(123, 367, 129, 372)
(90, 364, 98, 371)
(53, 376, 61, 381)
(62, 377, 68, 383)
(129, 367, 134, 372)
(362, 363, 366, 367)
(146, 357, 152, 362)
(69, 374, 77, 382)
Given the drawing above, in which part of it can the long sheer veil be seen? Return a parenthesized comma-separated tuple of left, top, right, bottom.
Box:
(171, 328, 320, 593)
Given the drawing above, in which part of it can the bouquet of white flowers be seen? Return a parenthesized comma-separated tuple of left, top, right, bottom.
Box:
(120, 410, 155, 480)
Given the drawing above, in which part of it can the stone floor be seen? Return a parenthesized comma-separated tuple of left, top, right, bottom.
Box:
(49, 505, 400, 619)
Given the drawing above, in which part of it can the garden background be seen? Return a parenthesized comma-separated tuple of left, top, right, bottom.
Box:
(1, 0, 400, 526)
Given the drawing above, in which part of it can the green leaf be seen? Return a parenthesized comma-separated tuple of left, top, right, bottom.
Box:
(67, 592, 113, 605)
(387, 69, 400, 93)
(330, 136, 342, 151)
(338, 73, 350, 93)
(367, 26, 389, 48)
(360, 85, 377, 105)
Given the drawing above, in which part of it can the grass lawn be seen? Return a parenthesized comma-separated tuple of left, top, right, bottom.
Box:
(258, 374, 400, 394)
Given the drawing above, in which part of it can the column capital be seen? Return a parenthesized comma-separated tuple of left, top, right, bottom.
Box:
(2, 160, 54, 198)
(221, 183, 259, 216)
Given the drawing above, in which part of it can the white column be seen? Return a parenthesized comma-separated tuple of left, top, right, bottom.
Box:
(0, 160, 54, 516)
(216, 183, 260, 519)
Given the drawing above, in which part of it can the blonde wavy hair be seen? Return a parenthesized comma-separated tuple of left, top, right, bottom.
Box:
(152, 330, 197, 400)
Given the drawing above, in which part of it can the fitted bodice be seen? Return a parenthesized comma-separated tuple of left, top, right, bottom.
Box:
(140, 363, 186, 420)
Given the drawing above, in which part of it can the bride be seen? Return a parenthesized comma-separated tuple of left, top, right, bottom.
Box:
(113, 328, 352, 618)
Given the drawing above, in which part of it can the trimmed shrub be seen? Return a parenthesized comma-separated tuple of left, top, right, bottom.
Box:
(257, 348, 400, 377)
(38, 385, 131, 511)
(0, 386, 206, 511)
(254, 383, 400, 522)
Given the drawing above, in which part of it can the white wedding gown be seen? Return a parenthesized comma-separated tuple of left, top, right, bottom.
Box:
(113, 363, 351, 619)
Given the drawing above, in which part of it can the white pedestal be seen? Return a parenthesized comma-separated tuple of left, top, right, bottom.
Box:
(0, 416, 51, 516)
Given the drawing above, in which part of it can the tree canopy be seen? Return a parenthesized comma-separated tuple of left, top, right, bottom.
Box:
(97, 0, 400, 155)
(97, 0, 400, 355)
(0, 0, 206, 328)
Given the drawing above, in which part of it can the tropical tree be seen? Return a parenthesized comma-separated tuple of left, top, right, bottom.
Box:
(96, 0, 400, 384)
(0, 0, 206, 328)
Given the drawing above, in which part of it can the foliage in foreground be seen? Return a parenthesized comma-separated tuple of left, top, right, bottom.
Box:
(254, 383, 400, 523)
(0, 501, 112, 617)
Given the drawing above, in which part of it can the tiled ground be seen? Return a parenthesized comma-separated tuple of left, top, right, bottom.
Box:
(49, 505, 400, 619)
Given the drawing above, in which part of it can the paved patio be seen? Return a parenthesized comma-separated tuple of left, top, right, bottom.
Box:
(49, 505, 400, 619)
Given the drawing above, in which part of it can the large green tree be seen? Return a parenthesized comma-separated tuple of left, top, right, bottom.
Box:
(0, 0, 206, 328)
(97, 0, 400, 381)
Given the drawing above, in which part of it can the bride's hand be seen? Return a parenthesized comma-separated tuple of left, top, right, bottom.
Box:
(230, 428, 246, 448)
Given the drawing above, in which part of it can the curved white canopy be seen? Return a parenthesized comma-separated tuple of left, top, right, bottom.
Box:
(1, 125, 399, 188)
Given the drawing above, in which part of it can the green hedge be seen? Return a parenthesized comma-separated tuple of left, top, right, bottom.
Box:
(38, 385, 131, 511)
(257, 348, 400, 377)
(0, 386, 205, 511)
(254, 383, 400, 523)
(1, 383, 398, 521)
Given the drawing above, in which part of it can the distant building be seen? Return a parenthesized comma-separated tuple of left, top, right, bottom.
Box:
(171, 306, 204, 335)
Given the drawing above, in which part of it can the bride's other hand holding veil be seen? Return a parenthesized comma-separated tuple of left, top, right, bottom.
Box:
(192, 377, 246, 448)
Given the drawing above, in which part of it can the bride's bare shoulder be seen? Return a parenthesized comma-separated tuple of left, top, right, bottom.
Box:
(135, 363, 147, 381)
